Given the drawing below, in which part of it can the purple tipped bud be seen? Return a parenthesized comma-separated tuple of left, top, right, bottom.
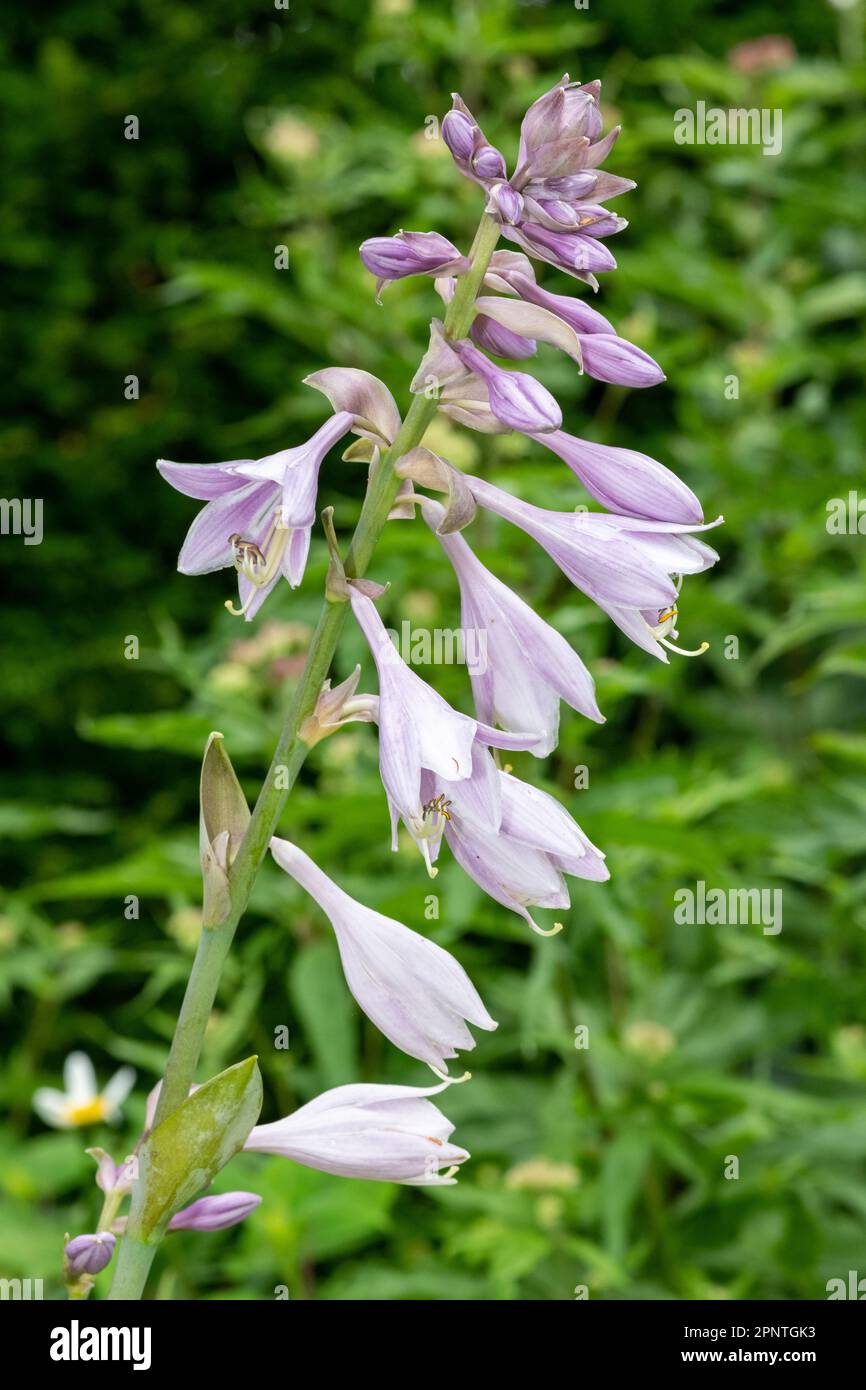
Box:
(520, 77, 601, 157)
(503, 222, 616, 279)
(359, 231, 470, 301)
(472, 145, 507, 181)
(471, 314, 536, 360)
(168, 1191, 262, 1233)
(486, 182, 524, 226)
(442, 109, 475, 162)
(444, 94, 508, 189)
(456, 342, 562, 434)
(65, 1232, 116, 1278)
(579, 335, 665, 388)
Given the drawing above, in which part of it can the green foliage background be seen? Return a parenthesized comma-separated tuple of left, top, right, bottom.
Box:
(2, 0, 865, 1300)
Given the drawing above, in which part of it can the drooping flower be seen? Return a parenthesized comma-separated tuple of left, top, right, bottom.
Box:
(244, 1080, 469, 1185)
(419, 495, 602, 754)
(466, 475, 721, 660)
(157, 413, 354, 620)
(167, 1192, 262, 1232)
(33, 1052, 136, 1129)
(349, 583, 538, 873)
(417, 746, 609, 936)
(64, 1232, 117, 1278)
(359, 231, 470, 302)
(270, 837, 496, 1074)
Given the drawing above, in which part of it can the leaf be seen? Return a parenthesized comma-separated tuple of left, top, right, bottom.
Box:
(133, 1057, 263, 1242)
(600, 1130, 653, 1259)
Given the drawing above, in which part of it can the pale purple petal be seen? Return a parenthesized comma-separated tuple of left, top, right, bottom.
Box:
(535, 431, 703, 524)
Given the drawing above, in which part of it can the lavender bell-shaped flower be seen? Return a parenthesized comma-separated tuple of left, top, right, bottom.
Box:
(421, 746, 608, 936)
(348, 583, 538, 874)
(270, 837, 496, 1074)
(65, 1232, 117, 1278)
(359, 231, 470, 303)
(244, 1081, 469, 1185)
(419, 496, 602, 754)
(157, 412, 354, 620)
(168, 1192, 262, 1232)
(466, 474, 721, 660)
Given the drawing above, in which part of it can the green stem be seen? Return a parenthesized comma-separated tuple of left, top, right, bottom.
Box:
(107, 211, 500, 1301)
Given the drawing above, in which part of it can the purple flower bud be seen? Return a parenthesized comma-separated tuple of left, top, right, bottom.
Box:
(519, 75, 602, 160)
(485, 181, 524, 226)
(499, 270, 614, 334)
(471, 313, 536, 360)
(454, 341, 562, 433)
(442, 94, 507, 189)
(533, 430, 701, 523)
(578, 335, 665, 388)
(506, 222, 616, 275)
(168, 1191, 262, 1233)
(359, 231, 470, 301)
(441, 109, 475, 162)
(269, 838, 496, 1074)
(534, 199, 583, 228)
(472, 145, 507, 181)
(65, 1232, 116, 1278)
(524, 172, 599, 201)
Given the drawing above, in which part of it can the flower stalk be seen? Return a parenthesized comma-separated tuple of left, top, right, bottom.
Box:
(107, 211, 501, 1301)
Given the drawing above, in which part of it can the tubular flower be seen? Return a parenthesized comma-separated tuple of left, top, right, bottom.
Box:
(359, 230, 471, 302)
(419, 495, 602, 754)
(466, 474, 721, 660)
(270, 837, 496, 1074)
(33, 1052, 136, 1130)
(348, 584, 538, 874)
(418, 745, 608, 936)
(244, 1080, 470, 1185)
(157, 412, 354, 620)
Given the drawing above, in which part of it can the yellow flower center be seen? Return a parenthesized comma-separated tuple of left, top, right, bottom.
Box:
(65, 1096, 109, 1126)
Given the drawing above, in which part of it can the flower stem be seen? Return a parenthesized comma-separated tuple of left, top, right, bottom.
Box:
(107, 210, 500, 1301)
